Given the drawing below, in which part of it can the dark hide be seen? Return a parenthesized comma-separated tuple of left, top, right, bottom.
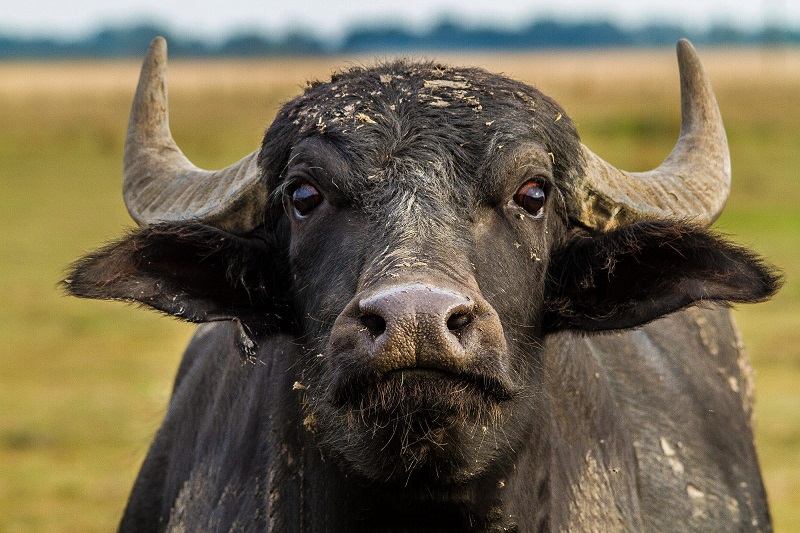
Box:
(66, 224, 291, 356)
(544, 220, 778, 331)
(66, 60, 780, 532)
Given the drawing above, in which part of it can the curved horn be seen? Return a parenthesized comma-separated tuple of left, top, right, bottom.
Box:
(575, 39, 730, 231)
(123, 37, 266, 232)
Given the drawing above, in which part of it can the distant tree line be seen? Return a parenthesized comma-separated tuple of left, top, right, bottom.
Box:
(0, 19, 797, 59)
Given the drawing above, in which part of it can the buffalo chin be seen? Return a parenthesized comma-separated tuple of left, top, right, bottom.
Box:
(312, 370, 518, 484)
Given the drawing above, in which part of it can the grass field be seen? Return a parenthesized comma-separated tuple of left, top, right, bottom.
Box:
(1, 47, 798, 531)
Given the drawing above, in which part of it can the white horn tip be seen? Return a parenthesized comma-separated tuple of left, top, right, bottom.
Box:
(149, 36, 167, 59)
(676, 39, 702, 75)
(140, 37, 168, 82)
(128, 36, 171, 144)
(676, 38, 695, 54)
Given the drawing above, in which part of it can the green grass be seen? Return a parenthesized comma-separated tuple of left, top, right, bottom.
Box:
(1, 50, 798, 531)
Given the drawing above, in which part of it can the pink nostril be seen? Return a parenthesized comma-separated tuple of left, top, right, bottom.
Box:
(347, 283, 505, 374)
(357, 284, 476, 340)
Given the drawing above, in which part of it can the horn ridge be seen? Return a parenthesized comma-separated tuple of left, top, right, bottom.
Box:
(122, 37, 265, 233)
(576, 39, 730, 232)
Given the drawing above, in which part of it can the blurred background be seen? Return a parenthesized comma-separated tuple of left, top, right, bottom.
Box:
(1, 0, 798, 531)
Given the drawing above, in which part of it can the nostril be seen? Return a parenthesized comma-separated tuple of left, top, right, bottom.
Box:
(446, 311, 474, 332)
(359, 313, 387, 337)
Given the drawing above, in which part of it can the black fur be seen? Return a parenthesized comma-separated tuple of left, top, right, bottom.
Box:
(65, 223, 292, 355)
(544, 220, 782, 331)
(65, 60, 780, 532)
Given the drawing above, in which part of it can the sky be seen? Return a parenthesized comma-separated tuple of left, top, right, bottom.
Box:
(2, 0, 798, 41)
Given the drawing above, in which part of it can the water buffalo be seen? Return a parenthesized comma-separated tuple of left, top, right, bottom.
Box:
(66, 37, 780, 532)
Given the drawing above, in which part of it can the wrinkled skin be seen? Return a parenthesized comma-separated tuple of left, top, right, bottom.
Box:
(67, 61, 779, 532)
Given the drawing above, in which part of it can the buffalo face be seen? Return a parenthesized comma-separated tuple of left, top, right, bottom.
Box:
(261, 72, 580, 481)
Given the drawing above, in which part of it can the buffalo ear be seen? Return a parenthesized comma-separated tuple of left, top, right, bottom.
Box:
(543, 221, 781, 333)
(64, 223, 290, 354)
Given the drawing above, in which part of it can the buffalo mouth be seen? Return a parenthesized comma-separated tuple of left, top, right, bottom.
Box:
(329, 365, 518, 420)
(315, 365, 521, 482)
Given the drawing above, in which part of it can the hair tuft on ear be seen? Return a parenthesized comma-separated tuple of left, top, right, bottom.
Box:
(63, 223, 292, 342)
(544, 220, 782, 333)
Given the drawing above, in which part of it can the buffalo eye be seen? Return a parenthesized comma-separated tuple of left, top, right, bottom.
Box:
(513, 180, 546, 217)
(291, 183, 323, 217)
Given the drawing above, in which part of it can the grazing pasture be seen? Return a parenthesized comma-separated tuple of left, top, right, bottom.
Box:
(0, 47, 798, 531)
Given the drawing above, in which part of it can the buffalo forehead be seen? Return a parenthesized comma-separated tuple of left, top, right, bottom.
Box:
(294, 62, 568, 146)
(273, 62, 580, 220)
(291, 61, 531, 129)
